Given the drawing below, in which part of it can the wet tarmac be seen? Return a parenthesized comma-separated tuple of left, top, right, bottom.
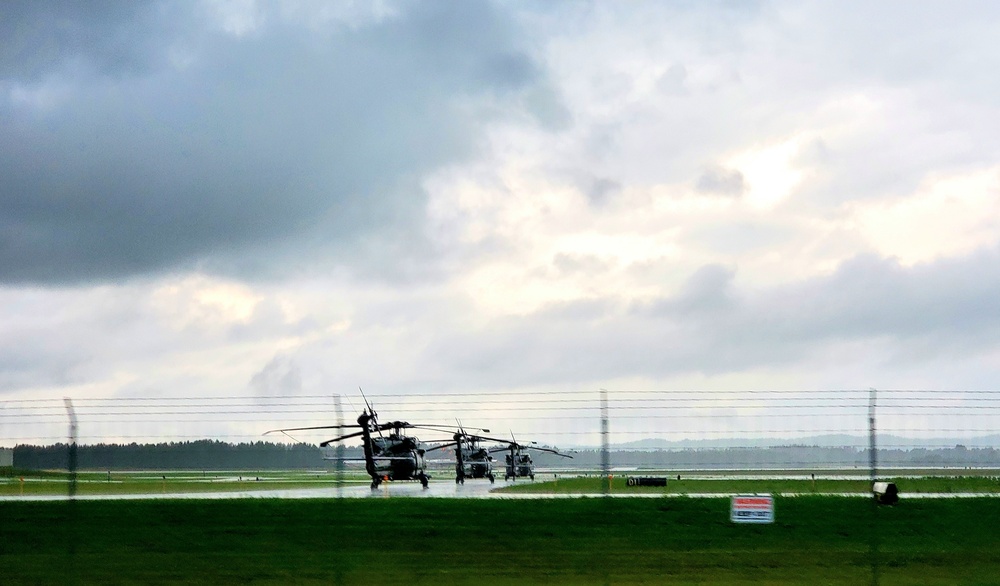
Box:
(4, 478, 993, 501)
(1, 479, 536, 501)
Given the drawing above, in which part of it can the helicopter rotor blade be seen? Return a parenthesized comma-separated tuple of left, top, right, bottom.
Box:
(527, 445, 573, 458)
(423, 442, 460, 453)
(465, 434, 515, 445)
(414, 425, 465, 435)
(263, 424, 360, 435)
(319, 429, 368, 447)
(380, 423, 462, 435)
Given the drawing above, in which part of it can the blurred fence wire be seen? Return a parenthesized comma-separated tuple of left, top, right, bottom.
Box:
(1, 389, 999, 471)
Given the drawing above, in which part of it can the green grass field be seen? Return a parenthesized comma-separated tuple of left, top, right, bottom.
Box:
(5, 467, 1000, 497)
(0, 469, 370, 496)
(2, 497, 1000, 584)
(497, 474, 1000, 495)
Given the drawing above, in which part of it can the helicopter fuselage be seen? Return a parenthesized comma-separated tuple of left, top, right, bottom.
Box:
(504, 452, 535, 481)
(370, 435, 427, 480)
(453, 438, 495, 483)
(356, 413, 430, 489)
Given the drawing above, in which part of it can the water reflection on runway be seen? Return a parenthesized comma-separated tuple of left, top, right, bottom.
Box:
(1, 479, 525, 501)
(3, 479, 994, 501)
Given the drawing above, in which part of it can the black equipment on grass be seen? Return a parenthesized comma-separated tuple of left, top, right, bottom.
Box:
(626, 476, 667, 487)
(872, 481, 899, 505)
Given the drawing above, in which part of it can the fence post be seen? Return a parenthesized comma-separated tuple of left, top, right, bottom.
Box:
(600, 388, 610, 495)
(64, 398, 78, 498)
(63, 397, 79, 585)
(334, 394, 345, 498)
(869, 388, 879, 586)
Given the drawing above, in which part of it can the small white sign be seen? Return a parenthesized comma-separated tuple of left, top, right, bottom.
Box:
(730, 494, 774, 524)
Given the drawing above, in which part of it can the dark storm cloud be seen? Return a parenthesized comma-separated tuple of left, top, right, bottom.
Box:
(0, 0, 176, 81)
(0, 1, 552, 284)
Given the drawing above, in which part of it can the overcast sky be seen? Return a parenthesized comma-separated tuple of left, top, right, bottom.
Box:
(2, 1, 1000, 446)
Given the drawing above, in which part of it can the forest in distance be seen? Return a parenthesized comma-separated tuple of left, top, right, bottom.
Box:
(6, 440, 1000, 471)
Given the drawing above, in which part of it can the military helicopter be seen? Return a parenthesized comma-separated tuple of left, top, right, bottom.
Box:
(490, 436, 573, 481)
(425, 423, 503, 484)
(264, 395, 453, 490)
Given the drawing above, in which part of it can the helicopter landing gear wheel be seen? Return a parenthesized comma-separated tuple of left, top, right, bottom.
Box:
(370, 477, 382, 490)
(488, 473, 495, 484)
(530, 474, 535, 481)
(419, 473, 429, 489)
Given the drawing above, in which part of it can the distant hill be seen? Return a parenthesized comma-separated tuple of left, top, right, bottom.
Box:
(605, 434, 1000, 450)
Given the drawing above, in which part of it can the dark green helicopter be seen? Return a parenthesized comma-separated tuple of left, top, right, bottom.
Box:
(490, 435, 573, 481)
(265, 395, 454, 490)
(426, 423, 503, 484)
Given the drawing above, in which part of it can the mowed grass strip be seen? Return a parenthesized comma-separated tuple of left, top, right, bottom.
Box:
(2, 497, 1000, 584)
(0, 470, 370, 496)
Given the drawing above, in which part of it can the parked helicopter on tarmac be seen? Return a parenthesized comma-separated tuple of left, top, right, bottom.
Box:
(490, 436, 573, 481)
(264, 395, 454, 490)
(426, 423, 503, 484)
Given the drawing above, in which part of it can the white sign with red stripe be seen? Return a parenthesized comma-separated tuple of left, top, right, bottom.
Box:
(730, 494, 774, 524)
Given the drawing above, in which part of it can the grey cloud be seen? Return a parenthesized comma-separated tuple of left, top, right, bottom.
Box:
(520, 83, 573, 131)
(422, 246, 1000, 386)
(682, 221, 801, 256)
(667, 264, 736, 315)
(655, 63, 688, 96)
(249, 354, 302, 396)
(480, 51, 539, 90)
(0, 287, 151, 392)
(584, 177, 622, 206)
(552, 252, 614, 276)
(759, 251, 1000, 343)
(696, 166, 745, 197)
(0, 342, 86, 392)
(534, 297, 616, 322)
(0, 1, 556, 285)
(550, 2, 1000, 208)
(0, 279, 328, 396)
(0, 0, 177, 81)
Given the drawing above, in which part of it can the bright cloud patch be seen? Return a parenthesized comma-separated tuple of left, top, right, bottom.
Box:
(851, 166, 1000, 265)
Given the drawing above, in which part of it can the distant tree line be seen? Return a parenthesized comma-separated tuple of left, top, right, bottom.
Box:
(12, 441, 1000, 471)
(12, 440, 362, 471)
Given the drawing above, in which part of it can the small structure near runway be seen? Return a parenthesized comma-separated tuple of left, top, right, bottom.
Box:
(625, 476, 667, 487)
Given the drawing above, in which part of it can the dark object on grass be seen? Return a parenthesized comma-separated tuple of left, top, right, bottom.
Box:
(873, 481, 899, 505)
(626, 476, 668, 487)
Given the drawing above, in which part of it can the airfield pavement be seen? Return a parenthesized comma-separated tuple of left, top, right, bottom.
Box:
(2, 478, 984, 501)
